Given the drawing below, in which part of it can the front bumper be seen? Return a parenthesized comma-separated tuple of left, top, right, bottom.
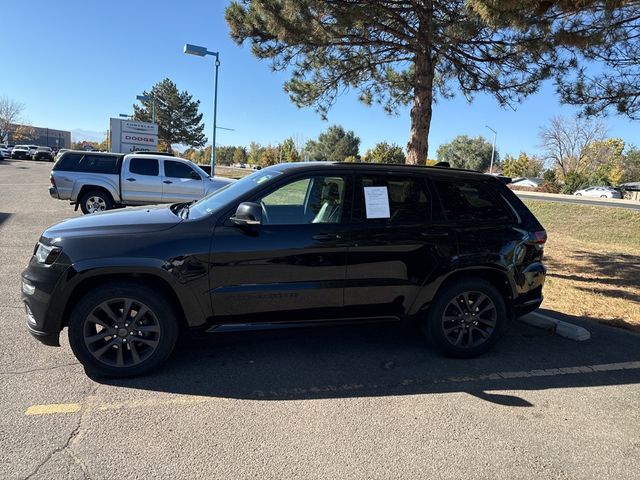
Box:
(21, 262, 70, 347)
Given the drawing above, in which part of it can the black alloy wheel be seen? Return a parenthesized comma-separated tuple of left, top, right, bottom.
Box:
(68, 283, 178, 377)
(424, 278, 506, 358)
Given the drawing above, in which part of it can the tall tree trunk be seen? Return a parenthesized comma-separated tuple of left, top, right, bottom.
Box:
(406, 7, 434, 166)
(406, 58, 434, 165)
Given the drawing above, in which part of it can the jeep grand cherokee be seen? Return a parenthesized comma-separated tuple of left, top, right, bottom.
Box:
(22, 162, 546, 377)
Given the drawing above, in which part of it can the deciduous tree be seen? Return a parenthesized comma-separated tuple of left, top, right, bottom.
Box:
(0, 96, 23, 142)
(364, 142, 406, 164)
(12, 125, 38, 143)
(501, 152, 544, 178)
(436, 135, 497, 172)
(539, 115, 607, 178)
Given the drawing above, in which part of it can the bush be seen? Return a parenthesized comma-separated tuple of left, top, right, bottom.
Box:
(561, 171, 590, 194)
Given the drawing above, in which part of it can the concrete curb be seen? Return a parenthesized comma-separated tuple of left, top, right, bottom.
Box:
(519, 312, 591, 341)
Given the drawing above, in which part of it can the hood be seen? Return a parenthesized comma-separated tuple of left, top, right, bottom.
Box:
(42, 206, 182, 241)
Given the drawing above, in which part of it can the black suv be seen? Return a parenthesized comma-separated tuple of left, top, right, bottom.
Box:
(22, 162, 546, 377)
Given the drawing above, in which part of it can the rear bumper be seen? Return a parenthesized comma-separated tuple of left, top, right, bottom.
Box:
(48, 186, 60, 199)
(514, 296, 543, 318)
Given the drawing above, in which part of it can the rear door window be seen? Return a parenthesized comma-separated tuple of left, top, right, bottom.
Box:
(129, 158, 159, 176)
(434, 179, 514, 223)
(353, 175, 432, 224)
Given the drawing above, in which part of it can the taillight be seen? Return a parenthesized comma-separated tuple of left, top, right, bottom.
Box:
(49, 175, 55, 187)
(531, 230, 547, 244)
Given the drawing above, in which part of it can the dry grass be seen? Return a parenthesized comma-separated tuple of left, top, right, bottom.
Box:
(525, 200, 640, 331)
(213, 166, 254, 179)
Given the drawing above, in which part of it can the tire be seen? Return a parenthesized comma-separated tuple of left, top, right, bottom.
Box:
(600, 195, 607, 198)
(79, 190, 113, 214)
(68, 282, 179, 377)
(575, 193, 582, 196)
(423, 278, 507, 358)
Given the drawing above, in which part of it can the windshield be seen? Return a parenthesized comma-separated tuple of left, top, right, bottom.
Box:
(188, 168, 282, 219)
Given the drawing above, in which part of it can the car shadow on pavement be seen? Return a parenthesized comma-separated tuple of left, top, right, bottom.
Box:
(95, 318, 640, 407)
(0, 212, 12, 227)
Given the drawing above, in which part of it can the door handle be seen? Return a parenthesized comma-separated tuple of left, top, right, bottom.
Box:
(163, 180, 173, 184)
(125, 178, 136, 182)
(312, 233, 342, 241)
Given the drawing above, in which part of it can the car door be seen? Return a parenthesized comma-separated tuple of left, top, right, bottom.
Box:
(121, 157, 163, 204)
(343, 173, 455, 319)
(209, 172, 352, 323)
(161, 159, 205, 203)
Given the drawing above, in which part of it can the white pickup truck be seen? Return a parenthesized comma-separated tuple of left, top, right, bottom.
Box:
(49, 151, 234, 214)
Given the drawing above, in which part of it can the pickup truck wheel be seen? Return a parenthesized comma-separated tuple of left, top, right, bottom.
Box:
(424, 279, 506, 358)
(80, 190, 113, 214)
(68, 283, 178, 377)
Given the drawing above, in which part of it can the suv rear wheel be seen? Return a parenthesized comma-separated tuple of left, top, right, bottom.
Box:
(68, 282, 178, 377)
(79, 190, 113, 214)
(424, 278, 506, 358)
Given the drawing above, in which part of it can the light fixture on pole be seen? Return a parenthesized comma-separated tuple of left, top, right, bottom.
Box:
(184, 43, 220, 175)
(136, 95, 156, 123)
(485, 125, 497, 174)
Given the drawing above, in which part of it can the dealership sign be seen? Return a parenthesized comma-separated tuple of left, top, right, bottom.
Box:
(109, 118, 158, 153)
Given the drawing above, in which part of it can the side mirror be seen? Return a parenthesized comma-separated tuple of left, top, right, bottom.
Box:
(231, 202, 262, 227)
(190, 171, 202, 180)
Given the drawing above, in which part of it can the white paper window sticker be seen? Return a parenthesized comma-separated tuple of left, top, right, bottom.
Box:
(363, 186, 390, 219)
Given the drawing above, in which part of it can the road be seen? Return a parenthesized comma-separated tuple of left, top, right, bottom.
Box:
(516, 190, 640, 210)
(1, 158, 640, 479)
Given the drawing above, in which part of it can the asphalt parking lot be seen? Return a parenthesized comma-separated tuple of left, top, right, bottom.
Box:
(1, 158, 640, 479)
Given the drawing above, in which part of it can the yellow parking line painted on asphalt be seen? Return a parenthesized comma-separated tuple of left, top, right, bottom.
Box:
(25, 403, 82, 415)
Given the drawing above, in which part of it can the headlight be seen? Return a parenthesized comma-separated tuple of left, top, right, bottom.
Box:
(34, 243, 62, 265)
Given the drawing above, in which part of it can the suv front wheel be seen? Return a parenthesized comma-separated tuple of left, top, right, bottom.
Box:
(68, 282, 178, 377)
(424, 278, 506, 358)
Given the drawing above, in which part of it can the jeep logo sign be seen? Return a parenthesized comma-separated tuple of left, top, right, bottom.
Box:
(109, 118, 158, 153)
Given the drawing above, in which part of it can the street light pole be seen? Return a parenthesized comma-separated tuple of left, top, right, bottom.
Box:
(136, 95, 156, 123)
(184, 43, 220, 175)
(485, 125, 497, 174)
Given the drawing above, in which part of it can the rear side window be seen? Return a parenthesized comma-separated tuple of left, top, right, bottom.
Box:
(78, 155, 119, 174)
(434, 180, 513, 222)
(164, 160, 196, 179)
(353, 175, 432, 224)
(53, 153, 83, 171)
(130, 158, 159, 176)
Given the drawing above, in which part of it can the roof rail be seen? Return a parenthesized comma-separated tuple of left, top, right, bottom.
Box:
(130, 151, 175, 156)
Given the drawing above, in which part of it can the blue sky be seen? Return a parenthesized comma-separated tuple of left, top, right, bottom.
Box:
(1, 0, 638, 158)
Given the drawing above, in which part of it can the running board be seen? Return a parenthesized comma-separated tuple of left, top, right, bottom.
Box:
(205, 316, 401, 333)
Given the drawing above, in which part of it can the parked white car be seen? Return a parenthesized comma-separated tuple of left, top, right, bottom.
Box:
(11, 145, 32, 159)
(574, 186, 622, 199)
(0, 145, 12, 159)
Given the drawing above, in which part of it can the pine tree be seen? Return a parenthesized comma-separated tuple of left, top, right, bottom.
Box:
(305, 125, 360, 161)
(226, 1, 556, 164)
(133, 78, 206, 151)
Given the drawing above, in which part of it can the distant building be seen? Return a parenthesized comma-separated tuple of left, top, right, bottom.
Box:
(8, 123, 71, 149)
(511, 177, 544, 189)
